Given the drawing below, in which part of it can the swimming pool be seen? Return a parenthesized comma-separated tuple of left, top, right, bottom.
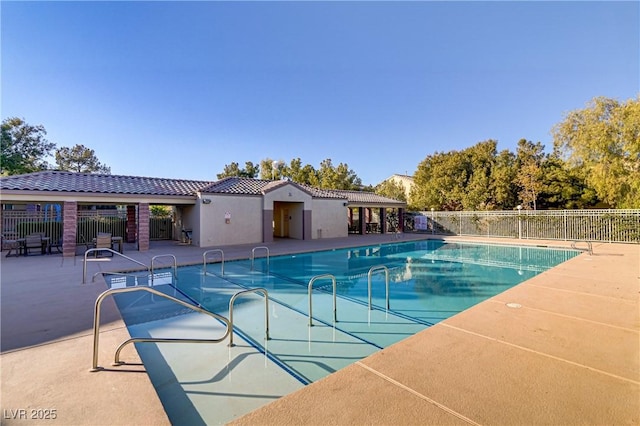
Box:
(107, 240, 578, 424)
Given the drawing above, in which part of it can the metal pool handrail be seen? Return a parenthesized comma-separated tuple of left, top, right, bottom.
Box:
(368, 265, 390, 310)
(228, 288, 270, 347)
(251, 246, 270, 271)
(307, 274, 337, 327)
(90, 286, 231, 372)
(571, 240, 593, 255)
(83, 248, 149, 284)
(151, 254, 178, 284)
(203, 249, 225, 275)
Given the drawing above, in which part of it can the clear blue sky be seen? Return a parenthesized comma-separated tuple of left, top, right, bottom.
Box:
(2, 1, 638, 186)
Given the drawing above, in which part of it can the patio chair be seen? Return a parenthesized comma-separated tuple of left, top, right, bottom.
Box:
(182, 229, 193, 245)
(31, 232, 51, 253)
(77, 233, 92, 253)
(24, 234, 44, 256)
(49, 237, 63, 254)
(94, 233, 114, 257)
(2, 232, 21, 257)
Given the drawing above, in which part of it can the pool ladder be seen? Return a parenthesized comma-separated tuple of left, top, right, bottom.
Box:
(203, 249, 225, 275)
(306, 266, 391, 326)
(89, 248, 273, 372)
(368, 265, 390, 310)
(571, 240, 593, 255)
(90, 286, 231, 372)
(308, 274, 337, 326)
(228, 288, 270, 346)
(150, 254, 177, 284)
(251, 246, 270, 272)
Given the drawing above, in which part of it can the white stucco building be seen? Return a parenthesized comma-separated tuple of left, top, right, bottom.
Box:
(1, 171, 406, 257)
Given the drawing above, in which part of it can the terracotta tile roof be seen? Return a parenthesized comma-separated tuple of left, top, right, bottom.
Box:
(296, 183, 348, 199)
(0, 171, 212, 196)
(200, 177, 272, 195)
(331, 189, 406, 206)
(1, 172, 405, 206)
(201, 177, 346, 199)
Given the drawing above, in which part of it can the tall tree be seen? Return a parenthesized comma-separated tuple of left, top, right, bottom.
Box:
(317, 158, 362, 190)
(412, 141, 508, 211)
(242, 161, 260, 178)
(411, 150, 467, 210)
(515, 139, 545, 210)
(1, 117, 55, 175)
(553, 96, 640, 208)
(375, 179, 407, 203)
(538, 154, 598, 209)
(492, 149, 518, 209)
(284, 158, 319, 186)
(259, 158, 284, 180)
(55, 144, 111, 174)
(217, 161, 259, 179)
(218, 162, 241, 179)
(462, 140, 497, 210)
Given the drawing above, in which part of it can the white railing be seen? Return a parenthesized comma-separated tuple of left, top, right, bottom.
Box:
(407, 209, 640, 243)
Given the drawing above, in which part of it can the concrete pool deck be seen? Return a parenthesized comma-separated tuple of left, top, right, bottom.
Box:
(1, 234, 638, 425)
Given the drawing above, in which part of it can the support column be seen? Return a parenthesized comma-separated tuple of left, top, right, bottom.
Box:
(380, 208, 387, 234)
(359, 207, 366, 235)
(62, 201, 77, 258)
(126, 205, 137, 243)
(398, 208, 404, 233)
(304, 210, 312, 240)
(262, 209, 274, 243)
(138, 203, 150, 251)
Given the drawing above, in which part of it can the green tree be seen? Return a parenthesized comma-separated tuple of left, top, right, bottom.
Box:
(242, 161, 260, 178)
(553, 96, 640, 208)
(412, 141, 509, 211)
(462, 140, 497, 210)
(317, 158, 362, 190)
(538, 154, 598, 209)
(150, 205, 172, 216)
(283, 158, 319, 186)
(1, 117, 55, 175)
(515, 139, 545, 210)
(55, 144, 111, 174)
(375, 179, 407, 203)
(259, 158, 285, 180)
(218, 162, 241, 179)
(411, 150, 467, 210)
(217, 161, 259, 179)
(492, 149, 518, 209)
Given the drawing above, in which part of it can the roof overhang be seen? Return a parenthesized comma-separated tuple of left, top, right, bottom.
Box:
(0, 190, 197, 205)
(347, 202, 407, 208)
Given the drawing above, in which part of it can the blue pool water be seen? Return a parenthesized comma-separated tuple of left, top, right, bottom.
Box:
(106, 240, 578, 423)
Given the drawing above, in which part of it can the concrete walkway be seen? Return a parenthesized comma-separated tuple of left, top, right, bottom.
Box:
(1, 235, 638, 425)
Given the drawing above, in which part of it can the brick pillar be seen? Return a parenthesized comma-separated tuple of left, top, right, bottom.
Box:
(138, 203, 150, 251)
(62, 201, 77, 258)
(126, 205, 137, 243)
